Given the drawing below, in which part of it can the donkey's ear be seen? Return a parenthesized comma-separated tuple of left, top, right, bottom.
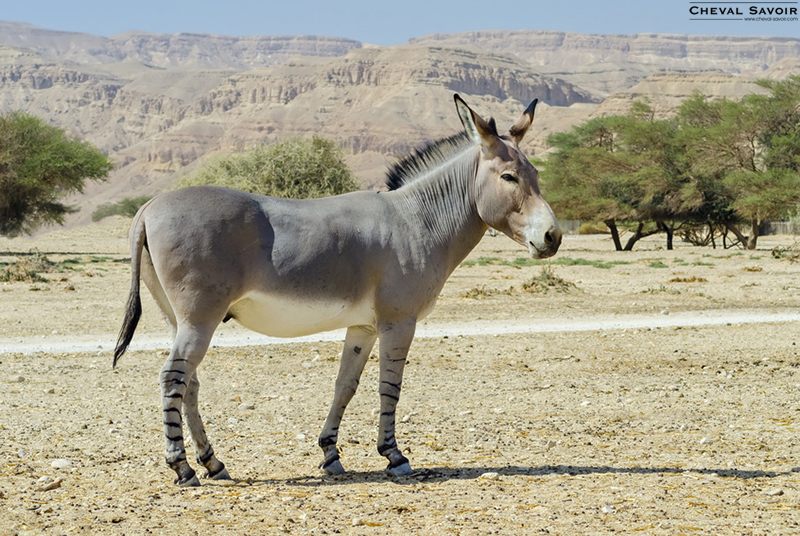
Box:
(508, 98, 538, 145)
(454, 94, 499, 151)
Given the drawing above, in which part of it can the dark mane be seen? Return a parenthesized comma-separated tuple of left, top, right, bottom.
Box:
(385, 132, 473, 191)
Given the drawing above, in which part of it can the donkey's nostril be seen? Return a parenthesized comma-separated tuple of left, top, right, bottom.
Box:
(544, 231, 555, 246)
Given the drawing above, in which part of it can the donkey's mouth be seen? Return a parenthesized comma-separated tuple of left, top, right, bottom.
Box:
(528, 240, 559, 260)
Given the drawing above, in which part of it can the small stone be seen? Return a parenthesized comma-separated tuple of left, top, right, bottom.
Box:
(661, 309, 670, 315)
(10, 375, 25, 383)
(51, 459, 72, 469)
(239, 403, 255, 410)
(402, 414, 411, 423)
(230, 395, 242, 403)
(581, 401, 591, 406)
(295, 433, 307, 441)
(766, 488, 784, 496)
(352, 517, 365, 526)
(699, 437, 714, 445)
(109, 428, 120, 434)
(37, 477, 63, 492)
(601, 504, 616, 514)
(18, 449, 26, 458)
(44, 388, 56, 394)
(480, 471, 500, 481)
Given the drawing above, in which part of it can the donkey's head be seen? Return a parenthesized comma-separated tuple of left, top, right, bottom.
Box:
(455, 94, 561, 259)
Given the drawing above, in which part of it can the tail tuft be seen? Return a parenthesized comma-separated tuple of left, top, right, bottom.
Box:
(113, 288, 141, 368)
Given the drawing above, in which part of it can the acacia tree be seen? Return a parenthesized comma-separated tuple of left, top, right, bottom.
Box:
(540, 115, 636, 250)
(0, 112, 112, 237)
(678, 76, 800, 249)
(541, 101, 696, 251)
(542, 78, 800, 251)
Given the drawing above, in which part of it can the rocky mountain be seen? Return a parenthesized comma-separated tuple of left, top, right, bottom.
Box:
(591, 72, 769, 119)
(410, 30, 800, 97)
(0, 21, 363, 68)
(0, 22, 797, 228)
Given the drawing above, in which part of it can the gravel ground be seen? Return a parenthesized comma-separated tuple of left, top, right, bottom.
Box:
(2, 219, 800, 535)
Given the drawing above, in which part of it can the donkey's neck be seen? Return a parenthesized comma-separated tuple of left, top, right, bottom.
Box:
(393, 148, 487, 271)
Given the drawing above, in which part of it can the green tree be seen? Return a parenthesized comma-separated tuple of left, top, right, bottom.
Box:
(541, 101, 694, 250)
(178, 135, 358, 198)
(539, 115, 635, 250)
(543, 79, 800, 251)
(0, 111, 112, 237)
(677, 77, 800, 249)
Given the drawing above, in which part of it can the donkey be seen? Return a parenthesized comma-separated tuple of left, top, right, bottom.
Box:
(114, 94, 561, 486)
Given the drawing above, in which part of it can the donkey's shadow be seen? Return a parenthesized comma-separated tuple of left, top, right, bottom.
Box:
(234, 464, 789, 489)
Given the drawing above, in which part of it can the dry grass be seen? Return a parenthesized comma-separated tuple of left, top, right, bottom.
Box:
(0, 251, 58, 283)
(521, 264, 577, 293)
(667, 276, 708, 283)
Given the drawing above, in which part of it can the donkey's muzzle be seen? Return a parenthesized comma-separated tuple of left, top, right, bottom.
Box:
(529, 224, 562, 259)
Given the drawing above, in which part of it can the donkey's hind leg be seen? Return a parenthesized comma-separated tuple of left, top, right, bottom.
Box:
(161, 323, 216, 486)
(318, 326, 377, 474)
(184, 372, 230, 481)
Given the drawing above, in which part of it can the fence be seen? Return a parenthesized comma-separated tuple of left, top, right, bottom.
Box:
(760, 220, 797, 236)
(558, 220, 581, 235)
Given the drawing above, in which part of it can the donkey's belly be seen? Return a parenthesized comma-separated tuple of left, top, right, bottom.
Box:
(229, 291, 374, 338)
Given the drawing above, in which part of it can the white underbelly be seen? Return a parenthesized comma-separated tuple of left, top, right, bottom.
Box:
(229, 291, 375, 338)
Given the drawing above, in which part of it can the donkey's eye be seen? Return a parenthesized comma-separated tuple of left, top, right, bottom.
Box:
(501, 173, 518, 183)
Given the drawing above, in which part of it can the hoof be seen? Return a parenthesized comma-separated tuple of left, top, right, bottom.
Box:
(320, 459, 345, 475)
(208, 467, 231, 481)
(386, 462, 413, 477)
(177, 474, 201, 487)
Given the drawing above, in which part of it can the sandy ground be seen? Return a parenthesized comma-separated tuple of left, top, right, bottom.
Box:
(2, 217, 800, 535)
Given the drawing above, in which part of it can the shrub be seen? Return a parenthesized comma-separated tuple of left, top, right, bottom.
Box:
(92, 196, 152, 222)
(522, 265, 576, 293)
(177, 135, 358, 198)
(579, 221, 610, 235)
(0, 251, 57, 282)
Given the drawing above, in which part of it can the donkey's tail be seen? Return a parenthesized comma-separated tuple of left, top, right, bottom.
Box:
(113, 200, 154, 368)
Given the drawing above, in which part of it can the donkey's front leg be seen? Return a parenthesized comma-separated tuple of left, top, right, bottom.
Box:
(318, 326, 377, 474)
(377, 320, 416, 476)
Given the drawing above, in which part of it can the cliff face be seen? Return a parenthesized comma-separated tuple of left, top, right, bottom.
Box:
(591, 72, 770, 118)
(410, 31, 800, 96)
(0, 22, 363, 68)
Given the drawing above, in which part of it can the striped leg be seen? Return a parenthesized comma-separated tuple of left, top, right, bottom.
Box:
(377, 320, 416, 476)
(318, 326, 377, 474)
(183, 372, 230, 481)
(161, 324, 215, 487)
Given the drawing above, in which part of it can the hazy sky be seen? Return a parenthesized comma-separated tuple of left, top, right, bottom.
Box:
(3, 0, 798, 43)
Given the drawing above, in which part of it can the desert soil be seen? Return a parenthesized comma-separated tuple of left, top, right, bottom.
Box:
(2, 217, 800, 535)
